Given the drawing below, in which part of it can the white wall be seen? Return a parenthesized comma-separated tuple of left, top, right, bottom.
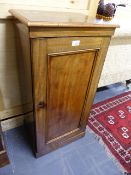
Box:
(0, 0, 91, 18)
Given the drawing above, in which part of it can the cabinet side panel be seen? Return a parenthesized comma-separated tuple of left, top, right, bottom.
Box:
(14, 20, 33, 109)
(14, 20, 34, 146)
(31, 39, 47, 152)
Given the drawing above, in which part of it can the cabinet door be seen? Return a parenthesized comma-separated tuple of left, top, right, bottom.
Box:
(31, 38, 104, 156)
(47, 51, 96, 141)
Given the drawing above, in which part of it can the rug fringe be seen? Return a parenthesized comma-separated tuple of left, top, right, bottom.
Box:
(86, 126, 128, 175)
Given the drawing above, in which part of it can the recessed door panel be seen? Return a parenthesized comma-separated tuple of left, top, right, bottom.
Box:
(47, 50, 96, 141)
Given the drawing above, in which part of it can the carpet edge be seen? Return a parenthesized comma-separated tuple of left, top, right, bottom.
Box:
(86, 126, 127, 174)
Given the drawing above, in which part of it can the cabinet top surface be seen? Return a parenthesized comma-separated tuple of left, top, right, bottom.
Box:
(9, 9, 119, 28)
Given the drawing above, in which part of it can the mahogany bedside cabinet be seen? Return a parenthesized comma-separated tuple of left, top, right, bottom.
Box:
(9, 10, 118, 157)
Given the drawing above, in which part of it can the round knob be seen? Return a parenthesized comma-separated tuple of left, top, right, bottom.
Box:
(37, 101, 46, 109)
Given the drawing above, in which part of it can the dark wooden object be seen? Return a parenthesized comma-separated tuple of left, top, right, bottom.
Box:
(0, 124, 9, 167)
(9, 10, 118, 157)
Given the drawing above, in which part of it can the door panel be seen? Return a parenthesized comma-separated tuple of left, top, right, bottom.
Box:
(47, 50, 96, 141)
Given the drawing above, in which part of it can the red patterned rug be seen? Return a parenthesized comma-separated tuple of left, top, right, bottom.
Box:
(87, 91, 131, 173)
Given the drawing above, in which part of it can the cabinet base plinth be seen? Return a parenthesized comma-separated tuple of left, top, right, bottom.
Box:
(35, 131, 85, 158)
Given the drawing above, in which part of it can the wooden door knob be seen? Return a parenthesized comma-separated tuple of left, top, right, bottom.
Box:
(37, 102, 46, 109)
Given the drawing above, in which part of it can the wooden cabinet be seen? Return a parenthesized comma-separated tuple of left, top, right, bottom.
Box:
(9, 10, 118, 157)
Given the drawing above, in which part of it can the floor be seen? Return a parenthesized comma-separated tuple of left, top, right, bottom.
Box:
(0, 83, 130, 175)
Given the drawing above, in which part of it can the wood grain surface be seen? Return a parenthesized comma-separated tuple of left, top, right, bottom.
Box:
(10, 10, 117, 156)
(47, 51, 96, 141)
(9, 10, 119, 28)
